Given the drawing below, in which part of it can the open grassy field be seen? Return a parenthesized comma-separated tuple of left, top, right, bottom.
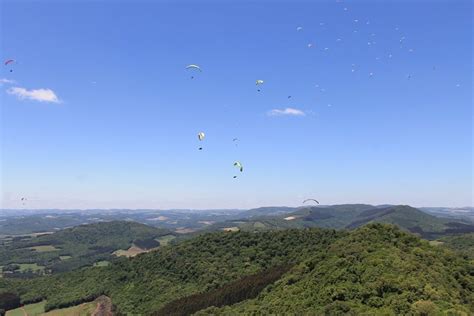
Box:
(6, 300, 97, 316)
(222, 226, 240, 232)
(41, 301, 96, 316)
(93, 260, 110, 267)
(156, 234, 176, 246)
(17, 263, 45, 273)
(27, 245, 59, 252)
(6, 301, 46, 316)
(113, 246, 146, 257)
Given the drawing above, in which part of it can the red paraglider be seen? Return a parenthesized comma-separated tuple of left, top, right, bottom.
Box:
(4, 59, 15, 72)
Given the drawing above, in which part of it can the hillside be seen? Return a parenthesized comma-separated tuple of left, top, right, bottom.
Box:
(0, 221, 172, 276)
(234, 206, 298, 219)
(2, 224, 472, 315)
(198, 225, 473, 315)
(438, 233, 474, 259)
(205, 205, 474, 240)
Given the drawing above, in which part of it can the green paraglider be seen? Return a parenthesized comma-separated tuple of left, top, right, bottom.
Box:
(233, 161, 243, 178)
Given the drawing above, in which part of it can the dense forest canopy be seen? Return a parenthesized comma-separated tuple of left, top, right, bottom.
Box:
(1, 224, 472, 315)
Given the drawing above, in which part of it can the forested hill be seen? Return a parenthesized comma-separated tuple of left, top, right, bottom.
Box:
(205, 205, 474, 239)
(199, 224, 473, 315)
(37, 220, 169, 245)
(3, 224, 472, 315)
(0, 221, 172, 275)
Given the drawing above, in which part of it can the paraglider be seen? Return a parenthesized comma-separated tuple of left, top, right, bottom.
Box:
(296, 26, 303, 31)
(186, 64, 202, 79)
(197, 132, 205, 150)
(4, 59, 15, 72)
(233, 161, 243, 178)
(256, 79, 264, 92)
(303, 198, 319, 205)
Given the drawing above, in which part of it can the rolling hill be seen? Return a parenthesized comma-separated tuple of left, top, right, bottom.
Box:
(2, 224, 472, 315)
(204, 205, 474, 239)
(0, 221, 172, 276)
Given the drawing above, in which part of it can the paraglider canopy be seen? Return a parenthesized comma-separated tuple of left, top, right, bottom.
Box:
(186, 64, 201, 79)
(198, 132, 205, 141)
(234, 161, 243, 172)
(186, 64, 202, 71)
(4, 59, 15, 72)
(197, 132, 205, 150)
(233, 161, 243, 178)
(303, 198, 319, 205)
(256, 80, 264, 85)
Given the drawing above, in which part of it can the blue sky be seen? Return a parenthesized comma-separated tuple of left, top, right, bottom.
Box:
(1, 0, 472, 209)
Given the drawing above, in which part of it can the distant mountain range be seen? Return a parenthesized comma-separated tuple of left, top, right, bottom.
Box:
(204, 204, 474, 239)
(1, 204, 473, 239)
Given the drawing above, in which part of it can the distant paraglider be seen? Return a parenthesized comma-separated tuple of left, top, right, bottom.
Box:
(197, 131, 205, 150)
(303, 198, 319, 205)
(186, 64, 202, 79)
(233, 161, 243, 178)
(256, 79, 264, 92)
(4, 59, 15, 72)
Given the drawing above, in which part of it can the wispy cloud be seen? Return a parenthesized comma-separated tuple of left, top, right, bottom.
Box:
(0, 78, 16, 85)
(7, 87, 61, 103)
(267, 107, 306, 116)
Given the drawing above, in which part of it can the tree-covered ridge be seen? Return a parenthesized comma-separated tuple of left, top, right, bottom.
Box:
(201, 224, 473, 315)
(0, 221, 171, 275)
(5, 228, 343, 314)
(439, 233, 474, 259)
(2, 224, 473, 315)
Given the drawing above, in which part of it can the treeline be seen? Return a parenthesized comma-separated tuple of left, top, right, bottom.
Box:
(0, 292, 21, 314)
(154, 264, 292, 315)
(133, 238, 160, 250)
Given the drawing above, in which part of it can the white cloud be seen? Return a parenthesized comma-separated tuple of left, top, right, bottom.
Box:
(267, 107, 306, 116)
(0, 78, 16, 85)
(7, 87, 60, 103)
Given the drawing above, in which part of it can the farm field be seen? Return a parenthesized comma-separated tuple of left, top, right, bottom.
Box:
(17, 263, 45, 273)
(5, 300, 98, 316)
(93, 260, 110, 267)
(41, 301, 96, 316)
(156, 234, 176, 246)
(27, 245, 59, 252)
(6, 301, 46, 316)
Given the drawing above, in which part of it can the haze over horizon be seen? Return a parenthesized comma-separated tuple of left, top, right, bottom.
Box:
(1, 0, 472, 209)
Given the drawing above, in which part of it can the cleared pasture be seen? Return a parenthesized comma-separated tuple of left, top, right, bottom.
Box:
(156, 234, 176, 246)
